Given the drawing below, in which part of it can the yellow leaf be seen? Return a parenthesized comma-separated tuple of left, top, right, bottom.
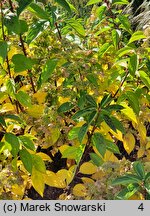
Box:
(109, 129, 123, 141)
(58, 96, 70, 104)
(146, 150, 150, 160)
(120, 102, 137, 124)
(33, 91, 47, 104)
(27, 105, 44, 118)
(146, 141, 150, 150)
(79, 162, 97, 174)
(31, 167, 45, 197)
(123, 132, 135, 154)
(129, 192, 144, 200)
(0, 93, 8, 103)
(57, 169, 73, 186)
(36, 152, 52, 162)
(44, 171, 58, 188)
(12, 184, 25, 196)
(19, 84, 31, 92)
(137, 147, 145, 159)
(104, 150, 119, 162)
(73, 184, 87, 197)
(0, 103, 15, 113)
(43, 126, 60, 148)
(44, 169, 73, 188)
(57, 77, 65, 87)
(81, 177, 95, 184)
(137, 121, 147, 144)
(92, 170, 105, 180)
(8, 46, 18, 60)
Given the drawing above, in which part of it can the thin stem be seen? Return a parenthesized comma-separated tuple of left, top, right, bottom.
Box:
(112, 70, 129, 98)
(0, 2, 11, 78)
(8, 0, 13, 12)
(19, 34, 36, 93)
(68, 111, 100, 193)
(55, 22, 62, 41)
(0, 1, 20, 113)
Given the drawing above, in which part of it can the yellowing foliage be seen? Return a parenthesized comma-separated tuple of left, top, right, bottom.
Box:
(121, 102, 137, 124)
(33, 91, 47, 104)
(79, 162, 97, 174)
(123, 132, 135, 155)
(31, 167, 45, 197)
(26, 105, 44, 118)
(0, 103, 15, 113)
(44, 169, 73, 188)
(73, 184, 87, 197)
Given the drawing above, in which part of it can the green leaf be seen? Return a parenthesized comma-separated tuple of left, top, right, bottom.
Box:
(86, 94, 97, 108)
(54, 0, 71, 13)
(4, 114, 24, 124)
(29, 3, 50, 20)
(19, 136, 35, 151)
(99, 94, 112, 108)
(125, 91, 140, 115)
(16, 91, 32, 107)
(40, 59, 58, 84)
(6, 78, 16, 98)
(112, 174, 142, 185)
(78, 123, 88, 143)
(18, 20, 28, 34)
(0, 116, 6, 127)
(78, 90, 87, 109)
(98, 43, 111, 57)
(118, 15, 132, 34)
(4, 15, 20, 35)
(87, 74, 98, 87)
(103, 114, 117, 132)
(12, 54, 34, 72)
(128, 31, 146, 44)
(92, 133, 106, 157)
(67, 19, 85, 37)
(68, 127, 80, 140)
(19, 149, 33, 174)
(112, 29, 120, 50)
(139, 71, 150, 89)
(87, 110, 97, 124)
(112, 0, 128, 5)
(90, 153, 104, 166)
(17, 0, 33, 16)
(57, 102, 74, 113)
(86, 0, 102, 6)
(72, 107, 96, 120)
(105, 104, 124, 112)
(145, 172, 150, 182)
(76, 144, 86, 164)
(117, 46, 134, 57)
(110, 116, 125, 134)
(32, 154, 46, 173)
(116, 184, 139, 200)
(26, 21, 46, 44)
(4, 15, 28, 35)
(5, 133, 20, 157)
(61, 146, 78, 159)
(96, 5, 106, 21)
(106, 140, 120, 154)
(133, 161, 145, 180)
(128, 54, 138, 76)
(12, 157, 18, 172)
(0, 41, 7, 64)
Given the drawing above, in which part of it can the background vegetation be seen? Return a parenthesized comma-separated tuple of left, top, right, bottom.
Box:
(0, 0, 150, 200)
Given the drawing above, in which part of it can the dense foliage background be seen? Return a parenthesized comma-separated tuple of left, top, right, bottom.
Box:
(0, 0, 150, 200)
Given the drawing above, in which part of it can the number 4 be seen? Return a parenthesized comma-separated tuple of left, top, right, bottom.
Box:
(138, 203, 144, 211)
